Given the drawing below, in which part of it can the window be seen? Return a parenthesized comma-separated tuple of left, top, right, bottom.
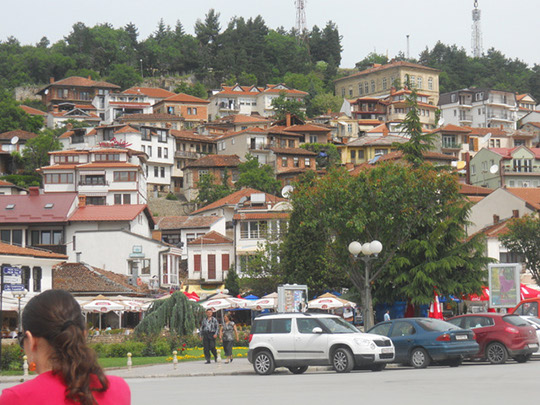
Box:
(114, 194, 131, 204)
(158, 147, 162, 158)
(297, 318, 321, 334)
(304, 158, 311, 167)
(167, 106, 175, 114)
(349, 87, 353, 97)
(451, 94, 457, 103)
(160, 167, 165, 177)
(347, 124, 352, 133)
(390, 321, 416, 337)
(21, 266, 30, 291)
(187, 107, 192, 115)
(164, 148, 168, 158)
(94, 153, 120, 162)
(32, 267, 42, 292)
(86, 196, 105, 205)
(44, 173, 74, 184)
(428, 77, 433, 90)
(194, 254, 201, 272)
(207, 254, 216, 279)
(80, 175, 105, 185)
(103, 128, 114, 141)
(54, 155, 79, 163)
(222, 254, 230, 271)
(475, 92, 483, 101)
(409, 75, 416, 88)
(293, 157, 299, 167)
(0, 229, 23, 245)
(341, 88, 345, 97)
(157, 130, 167, 143)
(382, 78, 387, 90)
(271, 319, 292, 334)
(358, 83, 363, 95)
(364, 82, 369, 94)
(309, 135, 317, 143)
(113, 171, 136, 182)
(417, 77, 423, 89)
(281, 157, 288, 167)
(57, 88, 68, 98)
(79, 91, 90, 101)
(370, 80, 375, 93)
(350, 150, 356, 160)
(154, 166, 159, 177)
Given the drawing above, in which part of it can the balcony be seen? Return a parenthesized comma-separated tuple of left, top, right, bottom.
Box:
(442, 142, 462, 150)
(175, 150, 202, 159)
(488, 114, 513, 122)
(487, 98, 516, 108)
(30, 244, 67, 255)
(218, 102, 240, 111)
(458, 115, 473, 122)
(78, 180, 109, 186)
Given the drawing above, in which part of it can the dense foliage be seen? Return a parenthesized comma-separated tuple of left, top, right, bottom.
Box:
(500, 214, 540, 286)
(234, 154, 281, 196)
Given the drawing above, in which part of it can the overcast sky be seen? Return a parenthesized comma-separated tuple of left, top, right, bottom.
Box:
(2, 0, 538, 68)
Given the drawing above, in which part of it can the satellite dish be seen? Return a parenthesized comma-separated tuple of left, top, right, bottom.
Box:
(489, 165, 499, 174)
(281, 185, 294, 199)
(238, 196, 248, 205)
(44, 89, 49, 95)
(481, 132, 492, 144)
(456, 161, 466, 170)
(10, 136, 19, 145)
(437, 117, 445, 127)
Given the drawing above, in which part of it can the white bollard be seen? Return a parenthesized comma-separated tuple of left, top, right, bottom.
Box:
(23, 355, 28, 377)
(127, 352, 132, 371)
(172, 351, 178, 370)
(217, 348, 222, 364)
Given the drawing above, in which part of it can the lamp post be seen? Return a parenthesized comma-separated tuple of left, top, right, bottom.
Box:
(348, 240, 383, 331)
(140, 59, 143, 78)
(11, 289, 28, 333)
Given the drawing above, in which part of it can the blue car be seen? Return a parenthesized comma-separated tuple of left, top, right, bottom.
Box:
(367, 318, 479, 368)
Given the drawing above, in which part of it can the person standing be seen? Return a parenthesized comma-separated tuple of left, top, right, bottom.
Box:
(0, 289, 130, 405)
(220, 314, 239, 364)
(200, 309, 219, 364)
(384, 310, 391, 322)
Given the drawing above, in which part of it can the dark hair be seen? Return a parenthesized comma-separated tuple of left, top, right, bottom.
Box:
(22, 289, 108, 405)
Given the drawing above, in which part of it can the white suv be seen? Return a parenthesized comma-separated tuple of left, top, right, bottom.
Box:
(248, 313, 395, 375)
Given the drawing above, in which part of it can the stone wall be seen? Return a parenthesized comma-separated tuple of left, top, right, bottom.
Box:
(14, 86, 42, 101)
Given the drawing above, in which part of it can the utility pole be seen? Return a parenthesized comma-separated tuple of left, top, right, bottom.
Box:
(472, 0, 483, 58)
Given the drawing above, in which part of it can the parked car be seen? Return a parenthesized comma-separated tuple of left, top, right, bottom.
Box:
(519, 316, 540, 355)
(247, 312, 395, 375)
(446, 314, 538, 364)
(511, 298, 540, 317)
(367, 318, 478, 369)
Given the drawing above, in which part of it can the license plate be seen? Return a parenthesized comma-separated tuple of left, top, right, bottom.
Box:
(381, 348, 393, 354)
(529, 343, 539, 349)
(455, 335, 468, 340)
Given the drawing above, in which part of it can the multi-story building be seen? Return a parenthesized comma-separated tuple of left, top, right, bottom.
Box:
(170, 130, 217, 192)
(102, 92, 152, 124)
(439, 88, 518, 130)
(117, 113, 184, 131)
(183, 154, 242, 202)
(431, 124, 472, 161)
(153, 93, 210, 128)
(334, 61, 441, 105)
(122, 87, 176, 107)
(37, 76, 120, 118)
(469, 146, 540, 188)
(208, 83, 308, 120)
(46, 103, 101, 129)
(516, 94, 537, 120)
(204, 114, 272, 135)
(38, 148, 147, 205)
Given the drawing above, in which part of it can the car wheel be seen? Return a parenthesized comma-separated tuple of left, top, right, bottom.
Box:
(253, 350, 275, 375)
(447, 357, 462, 367)
(332, 347, 354, 373)
(513, 354, 531, 363)
(370, 363, 386, 372)
(410, 348, 431, 369)
(288, 366, 309, 374)
(486, 342, 508, 365)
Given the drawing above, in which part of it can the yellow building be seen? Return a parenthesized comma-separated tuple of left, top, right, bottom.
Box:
(334, 61, 441, 105)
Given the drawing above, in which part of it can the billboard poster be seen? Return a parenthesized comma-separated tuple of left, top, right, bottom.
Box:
(488, 264, 521, 308)
(278, 284, 308, 312)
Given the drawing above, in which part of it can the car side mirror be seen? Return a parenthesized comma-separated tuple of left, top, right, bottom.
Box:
(312, 327, 323, 333)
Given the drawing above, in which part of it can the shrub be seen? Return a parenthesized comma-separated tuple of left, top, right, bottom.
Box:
(0, 344, 24, 371)
(108, 341, 146, 358)
(165, 192, 178, 200)
(89, 343, 109, 358)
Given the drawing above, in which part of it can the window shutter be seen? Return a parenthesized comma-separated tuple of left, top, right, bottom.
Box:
(222, 254, 230, 271)
(194, 254, 201, 272)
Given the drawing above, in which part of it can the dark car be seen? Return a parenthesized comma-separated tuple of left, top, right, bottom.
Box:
(367, 318, 478, 368)
(446, 314, 538, 364)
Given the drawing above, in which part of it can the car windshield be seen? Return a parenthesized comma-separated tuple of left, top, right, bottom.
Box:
(318, 317, 359, 333)
(503, 315, 529, 327)
(416, 318, 461, 332)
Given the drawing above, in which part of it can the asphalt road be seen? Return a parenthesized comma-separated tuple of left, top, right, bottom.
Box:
(1, 359, 538, 404)
(126, 359, 539, 405)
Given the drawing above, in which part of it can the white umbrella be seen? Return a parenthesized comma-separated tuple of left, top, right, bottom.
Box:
(247, 293, 278, 311)
(308, 293, 357, 310)
(81, 299, 125, 313)
(200, 297, 245, 311)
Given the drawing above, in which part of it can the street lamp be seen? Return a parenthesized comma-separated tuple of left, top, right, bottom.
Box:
(140, 59, 143, 78)
(11, 289, 28, 333)
(348, 240, 383, 331)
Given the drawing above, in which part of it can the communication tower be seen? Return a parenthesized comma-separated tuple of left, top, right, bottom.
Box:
(295, 0, 307, 35)
(471, 0, 483, 58)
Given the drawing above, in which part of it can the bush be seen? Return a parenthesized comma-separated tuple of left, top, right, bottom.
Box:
(165, 192, 178, 200)
(108, 341, 146, 358)
(0, 344, 24, 371)
(89, 343, 109, 358)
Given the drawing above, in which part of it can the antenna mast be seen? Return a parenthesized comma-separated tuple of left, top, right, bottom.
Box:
(471, 0, 483, 58)
(295, 0, 307, 37)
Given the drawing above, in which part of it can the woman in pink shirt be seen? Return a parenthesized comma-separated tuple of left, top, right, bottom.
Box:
(0, 289, 130, 405)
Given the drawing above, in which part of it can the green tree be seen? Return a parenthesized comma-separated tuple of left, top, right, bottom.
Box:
(285, 164, 488, 329)
(134, 292, 204, 336)
(240, 240, 284, 297)
(225, 267, 241, 297)
(235, 154, 281, 196)
(309, 93, 343, 116)
(270, 92, 305, 121)
(196, 172, 233, 207)
(355, 52, 389, 71)
(300, 143, 340, 169)
(500, 214, 540, 286)
(174, 82, 207, 99)
(106, 64, 142, 90)
(0, 89, 44, 133)
(21, 131, 62, 173)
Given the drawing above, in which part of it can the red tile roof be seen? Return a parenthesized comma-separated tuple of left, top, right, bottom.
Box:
(465, 127, 508, 137)
(170, 130, 217, 143)
(38, 164, 80, 171)
(0, 180, 16, 187)
(233, 212, 290, 220)
(191, 188, 285, 215)
(212, 114, 272, 124)
(269, 147, 317, 156)
(160, 93, 209, 104)
(77, 162, 139, 169)
(123, 87, 176, 99)
(216, 84, 307, 97)
(283, 124, 330, 133)
(38, 77, 120, 94)
(69, 204, 151, 223)
(524, 122, 540, 129)
(185, 154, 241, 169)
(0, 193, 77, 224)
(118, 113, 184, 121)
(506, 188, 540, 211)
(19, 105, 47, 116)
(187, 230, 232, 245)
(0, 242, 67, 259)
(114, 125, 139, 134)
(459, 184, 494, 196)
(432, 124, 472, 134)
(109, 101, 151, 107)
(477, 219, 511, 238)
(216, 127, 266, 140)
(334, 61, 440, 82)
(377, 151, 457, 163)
(0, 130, 39, 140)
(156, 215, 223, 230)
(358, 119, 385, 125)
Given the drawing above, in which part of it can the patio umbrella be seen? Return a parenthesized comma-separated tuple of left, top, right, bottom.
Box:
(308, 293, 357, 310)
(81, 296, 124, 330)
(247, 293, 278, 311)
(466, 286, 490, 302)
(200, 297, 247, 311)
(520, 284, 540, 300)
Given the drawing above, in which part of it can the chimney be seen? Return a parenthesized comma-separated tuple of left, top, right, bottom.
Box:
(390, 87, 396, 95)
(50, 77, 55, 84)
(166, 122, 172, 129)
(373, 63, 382, 68)
(500, 125, 503, 130)
(53, 105, 59, 113)
(29, 187, 40, 196)
(286, 113, 291, 128)
(78, 195, 86, 207)
(512, 210, 519, 218)
(66, 123, 73, 130)
(88, 75, 92, 80)
(493, 214, 500, 224)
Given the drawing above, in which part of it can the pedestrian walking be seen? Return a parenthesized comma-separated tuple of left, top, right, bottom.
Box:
(384, 310, 391, 322)
(220, 313, 239, 364)
(200, 309, 219, 364)
(0, 289, 130, 405)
